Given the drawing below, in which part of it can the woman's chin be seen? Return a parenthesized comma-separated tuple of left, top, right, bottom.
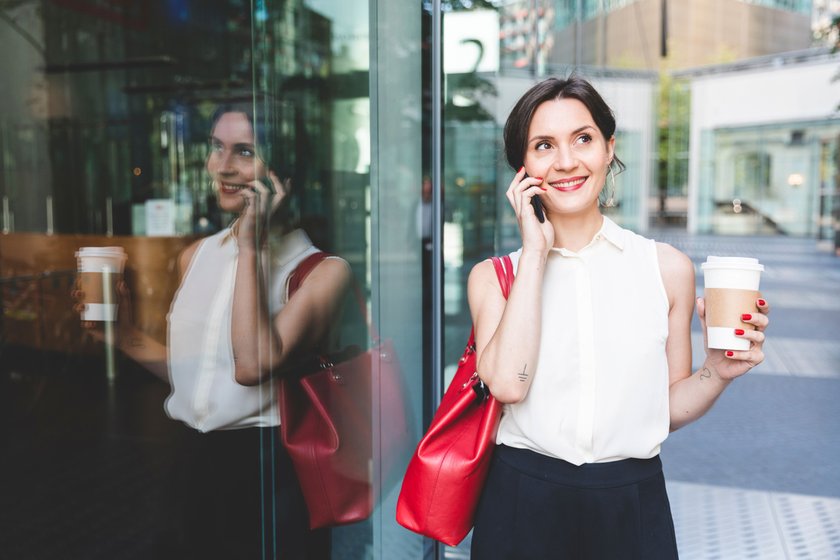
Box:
(218, 199, 246, 214)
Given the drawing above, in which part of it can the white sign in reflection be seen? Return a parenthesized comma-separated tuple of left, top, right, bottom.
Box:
(443, 10, 500, 74)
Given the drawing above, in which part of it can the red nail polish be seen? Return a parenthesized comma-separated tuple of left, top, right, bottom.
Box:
(534, 177, 543, 181)
(726, 351, 734, 357)
(518, 166, 524, 173)
(734, 329, 745, 335)
(757, 299, 766, 307)
(741, 314, 752, 321)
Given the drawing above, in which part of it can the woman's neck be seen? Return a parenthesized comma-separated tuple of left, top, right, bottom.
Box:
(550, 210, 605, 253)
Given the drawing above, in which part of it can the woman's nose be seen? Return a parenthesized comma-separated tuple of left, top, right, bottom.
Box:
(214, 152, 236, 176)
(552, 146, 576, 171)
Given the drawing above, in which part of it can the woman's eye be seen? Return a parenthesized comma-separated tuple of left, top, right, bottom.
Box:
(209, 142, 223, 152)
(535, 141, 551, 150)
(238, 148, 255, 158)
(575, 134, 592, 145)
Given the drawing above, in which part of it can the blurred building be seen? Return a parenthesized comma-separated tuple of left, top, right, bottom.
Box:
(679, 48, 840, 238)
(551, 0, 813, 70)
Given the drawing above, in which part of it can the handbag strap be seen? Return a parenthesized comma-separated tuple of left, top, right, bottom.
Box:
(287, 251, 380, 342)
(288, 251, 331, 297)
(467, 255, 514, 343)
(489, 255, 514, 299)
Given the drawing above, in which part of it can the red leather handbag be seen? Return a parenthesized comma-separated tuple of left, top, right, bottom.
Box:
(396, 255, 514, 547)
(279, 252, 408, 529)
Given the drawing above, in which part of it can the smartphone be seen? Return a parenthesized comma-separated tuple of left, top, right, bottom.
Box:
(524, 174, 545, 223)
(258, 175, 276, 195)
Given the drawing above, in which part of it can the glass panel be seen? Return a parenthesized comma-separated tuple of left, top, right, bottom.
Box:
(1, 1, 425, 558)
(698, 122, 840, 236)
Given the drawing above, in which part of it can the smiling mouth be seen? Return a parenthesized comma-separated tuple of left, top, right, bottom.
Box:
(549, 176, 587, 192)
(219, 183, 249, 194)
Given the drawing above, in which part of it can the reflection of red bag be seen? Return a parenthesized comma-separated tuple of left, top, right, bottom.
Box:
(280, 252, 407, 529)
(396, 256, 514, 546)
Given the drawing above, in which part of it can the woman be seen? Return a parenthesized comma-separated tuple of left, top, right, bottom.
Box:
(80, 102, 349, 559)
(467, 76, 769, 559)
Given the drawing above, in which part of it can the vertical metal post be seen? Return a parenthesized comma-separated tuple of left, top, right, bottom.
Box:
(2, 196, 8, 233)
(431, 0, 443, 410)
(46, 195, 54, 234)
(102, 265, 116, 385)
(431, 1, 443, 558)
(106, 196, 113, 236)
(575, 0, 583, 66)
(661, 0, 669, 59)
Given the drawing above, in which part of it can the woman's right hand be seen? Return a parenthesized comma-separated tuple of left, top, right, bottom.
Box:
(72, 279, 133, 344)
(506, 166, 554, 254)
(236, 171, 287, 251)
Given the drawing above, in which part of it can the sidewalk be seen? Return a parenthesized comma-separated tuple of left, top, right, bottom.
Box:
(656, 232, 840, 560)
(446, 232, 840, 560)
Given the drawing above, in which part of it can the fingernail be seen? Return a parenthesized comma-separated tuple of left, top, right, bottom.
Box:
(540, 187, 547, 191)
(757, 299, 766, 306)
(726, 351, 734, 357)
(734, 328, 745, 335)
(534, 177, 543, 181)
(518, 166, 524, 173)
(741, 314, 752, 321)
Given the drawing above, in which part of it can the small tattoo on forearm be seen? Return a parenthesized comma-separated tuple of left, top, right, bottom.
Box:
(517, 364, 528, 382)
(700, 366, 712, 380)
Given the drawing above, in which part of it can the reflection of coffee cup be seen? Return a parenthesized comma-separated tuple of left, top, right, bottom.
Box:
(701, 256, 764, 351)
(76, 247, 127, 322)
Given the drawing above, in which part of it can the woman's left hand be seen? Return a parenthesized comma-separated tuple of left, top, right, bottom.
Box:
(236, 171, 287, 249)
(697, 296, 770, 380)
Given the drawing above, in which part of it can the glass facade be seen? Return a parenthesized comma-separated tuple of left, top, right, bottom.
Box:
(1, 1, 425, 557)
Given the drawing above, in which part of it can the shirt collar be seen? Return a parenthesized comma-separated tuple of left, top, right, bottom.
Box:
(551, 216, 625, 257)
(272, 229, 314, 267)
(598, 216, 626, 251)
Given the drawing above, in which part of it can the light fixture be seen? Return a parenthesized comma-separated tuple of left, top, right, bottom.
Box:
(787, 173, 804, 188)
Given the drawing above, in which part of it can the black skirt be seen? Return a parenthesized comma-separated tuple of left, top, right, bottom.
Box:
(171, 425, 330, 560)
(471, 444, 679, 560)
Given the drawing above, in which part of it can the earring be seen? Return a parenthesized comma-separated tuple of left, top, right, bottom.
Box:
(602, 165, 616, 208)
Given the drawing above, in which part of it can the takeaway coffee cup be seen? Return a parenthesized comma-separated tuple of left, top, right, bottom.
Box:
(76, 246, 127, 322)
(701, 256, 764, 351)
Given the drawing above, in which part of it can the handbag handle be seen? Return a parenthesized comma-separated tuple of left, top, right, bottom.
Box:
(489, 255, 514, 299)
(288, 251, 381, 343)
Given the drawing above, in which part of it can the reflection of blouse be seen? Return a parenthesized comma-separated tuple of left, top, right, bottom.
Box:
(165, 228, 320, 432)
(496, 217, 671, 465)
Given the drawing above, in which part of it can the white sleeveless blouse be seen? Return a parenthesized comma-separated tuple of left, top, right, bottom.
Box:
(496, 217, 671, 464)
(165, 228, 320, 432)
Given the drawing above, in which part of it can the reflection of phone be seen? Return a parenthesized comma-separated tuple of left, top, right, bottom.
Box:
(524, 173, 545, 223)
(258, 175, 276, 195)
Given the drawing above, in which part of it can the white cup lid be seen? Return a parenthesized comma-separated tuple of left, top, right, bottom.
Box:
(76, 246, 126, 258)
(701, 256, 764, 272)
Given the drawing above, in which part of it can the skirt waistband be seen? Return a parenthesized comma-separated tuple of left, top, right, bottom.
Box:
(495, 444, 662, 489)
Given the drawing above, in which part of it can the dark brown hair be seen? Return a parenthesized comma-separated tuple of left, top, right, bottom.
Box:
(503, 75, 625, 173)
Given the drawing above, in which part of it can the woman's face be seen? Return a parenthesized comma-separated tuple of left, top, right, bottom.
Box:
(207, 111, 267, 213)
(523, 97, 614, 217)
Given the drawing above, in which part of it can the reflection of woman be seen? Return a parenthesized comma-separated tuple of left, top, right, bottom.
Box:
(467, 77, 770, 558)
(82, 103, 348, 559)
(165, 103, 349, 559)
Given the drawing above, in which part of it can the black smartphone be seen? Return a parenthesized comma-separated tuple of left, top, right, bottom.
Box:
(524, 174, 545, 223)
(258, 175, 276, 195)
